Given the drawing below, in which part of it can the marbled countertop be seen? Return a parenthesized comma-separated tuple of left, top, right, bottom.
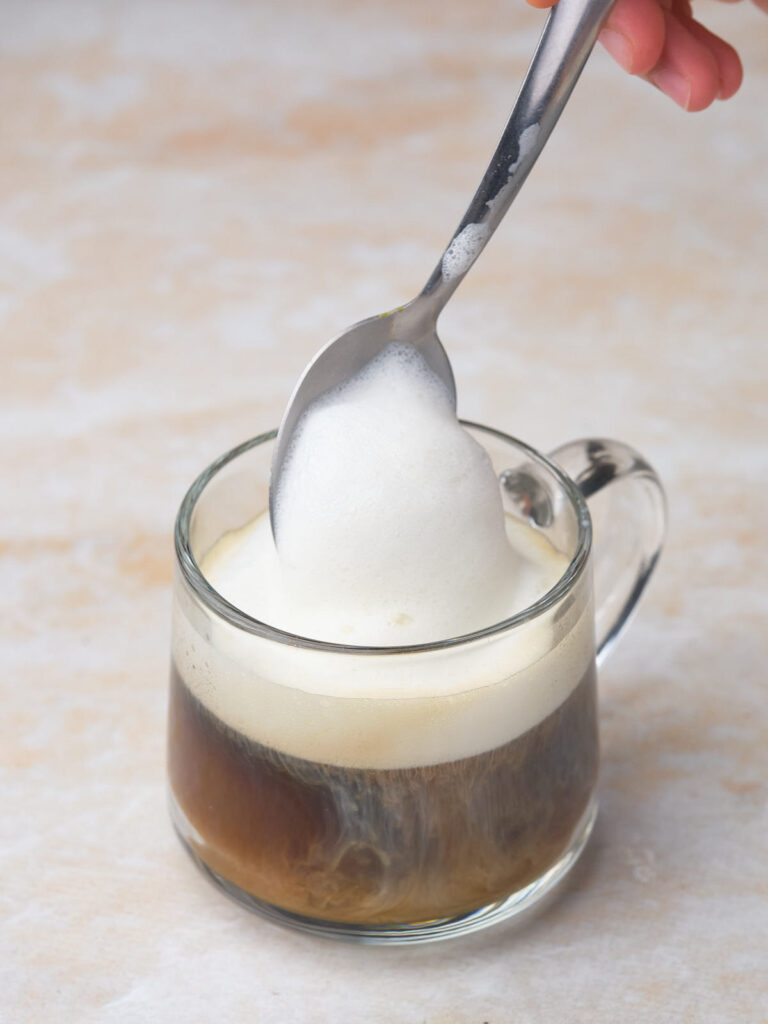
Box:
(2, 1, 767, 1020)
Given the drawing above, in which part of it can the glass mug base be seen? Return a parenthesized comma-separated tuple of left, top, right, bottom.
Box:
(169, 788, 598, 945)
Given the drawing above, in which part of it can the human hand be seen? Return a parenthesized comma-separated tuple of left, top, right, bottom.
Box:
(526, 0, 757, 111)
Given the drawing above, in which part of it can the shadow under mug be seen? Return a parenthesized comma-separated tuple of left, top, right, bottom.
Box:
(167, 424, 666, 943)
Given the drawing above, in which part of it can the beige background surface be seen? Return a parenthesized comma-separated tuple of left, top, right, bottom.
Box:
(2, 0, 767, 1020)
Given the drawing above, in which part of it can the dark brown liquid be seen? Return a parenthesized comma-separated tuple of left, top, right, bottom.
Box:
(168, 664, 598, 925)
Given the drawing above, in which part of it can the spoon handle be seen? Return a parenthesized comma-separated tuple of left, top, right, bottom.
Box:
(420, 0, 616, 313)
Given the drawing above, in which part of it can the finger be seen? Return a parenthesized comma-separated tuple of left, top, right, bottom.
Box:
(647, 8, 720, 111)
(598, 0, 666, 75)
(682, 14, 743, 99)
(750, 0, 768, 13)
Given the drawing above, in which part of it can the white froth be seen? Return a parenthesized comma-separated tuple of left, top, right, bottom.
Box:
(174, 341, 596, 769)
(206, 512, 565, 649)
(173, 575, 594, 769)
(269, 342, 548, 645)
(509, 123, 539, 174)
(182, 478, 592, 769)
(441, 222, 490, 282)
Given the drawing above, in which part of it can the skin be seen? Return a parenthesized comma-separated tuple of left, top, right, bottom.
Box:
(526, 0, 766, 110)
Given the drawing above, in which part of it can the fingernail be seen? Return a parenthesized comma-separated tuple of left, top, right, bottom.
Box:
(650, 68, 691, 109)
(600, 29, 635, 73)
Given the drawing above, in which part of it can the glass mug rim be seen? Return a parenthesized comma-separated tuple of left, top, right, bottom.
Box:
(174, 421, 593, 657)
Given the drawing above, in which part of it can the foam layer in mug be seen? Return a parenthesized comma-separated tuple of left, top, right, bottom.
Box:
(172, 558, 594, 769)
(172, 342, 594, 768)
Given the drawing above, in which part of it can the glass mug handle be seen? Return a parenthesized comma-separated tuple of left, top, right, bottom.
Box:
(549, 439, 667, 666)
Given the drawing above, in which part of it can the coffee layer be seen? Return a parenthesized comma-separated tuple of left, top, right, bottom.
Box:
(168, 663, 598, 926)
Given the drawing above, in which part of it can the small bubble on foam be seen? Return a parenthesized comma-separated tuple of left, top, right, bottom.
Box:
(509, 123, 539, 174)
(441, 222, 490, 282)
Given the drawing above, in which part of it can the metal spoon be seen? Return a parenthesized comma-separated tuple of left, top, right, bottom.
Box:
(270, 0, 615, 538)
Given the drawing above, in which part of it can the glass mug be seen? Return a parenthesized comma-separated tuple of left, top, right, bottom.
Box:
(167, 424, 665, 943)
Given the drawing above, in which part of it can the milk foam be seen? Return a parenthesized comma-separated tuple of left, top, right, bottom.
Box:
(173, 342, 595, 768)
(269, 342, 552, 645)
(173, 570, 594, 769)
(441, 223, 490, 282)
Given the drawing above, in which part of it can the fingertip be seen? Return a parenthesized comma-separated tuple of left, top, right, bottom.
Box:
(525, 0, 559, 8)
(598, 27, 635, 73)
(682, 16, 744, 100)
(685, 83, 718, 112)
(649, 9, 720, 111)
(718, 49, 743, 99)
(649, 66, 691, 108)
(678, 65, 718, 112)
(601, 0, 667, 75)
